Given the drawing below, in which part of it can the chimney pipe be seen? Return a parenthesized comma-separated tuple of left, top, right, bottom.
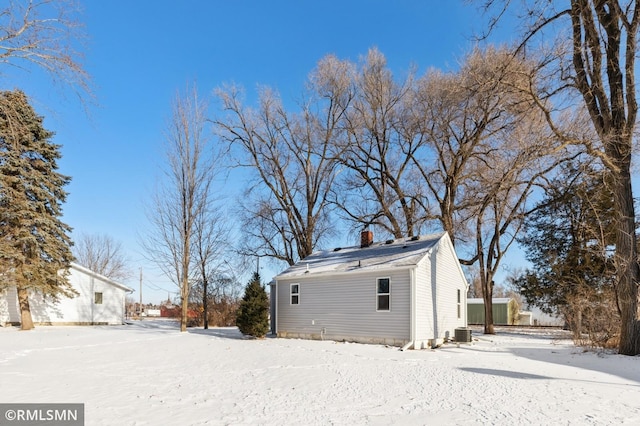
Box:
(360, 230, 373, 248)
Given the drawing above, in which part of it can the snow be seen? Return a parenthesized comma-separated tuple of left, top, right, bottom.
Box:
(275, 233, 443, 279)
(1, 321, 639, 425)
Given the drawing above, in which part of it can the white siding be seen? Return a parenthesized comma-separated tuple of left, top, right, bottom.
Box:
(0, 265, 130, 326)
(523, 304, 565, 327)
(432, 237, 468, 340)
(414, 260, 433, 342)
(272, 233, 468, 348)
(276, 269, 411, 345)
(0, 287, 20, 324)
(412, 236, 467, 346)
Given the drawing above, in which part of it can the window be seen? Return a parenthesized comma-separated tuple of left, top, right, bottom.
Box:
(290, 284, 299, 305)
(457, 289, 461, 319)
(377, 278, 390, 311)
(94, 292, 103, 305)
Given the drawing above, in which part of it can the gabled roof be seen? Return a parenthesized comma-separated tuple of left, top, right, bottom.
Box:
(69, 262, 135, 293)
(276, 232, 447, 280)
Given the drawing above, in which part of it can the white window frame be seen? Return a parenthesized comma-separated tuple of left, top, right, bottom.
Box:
(376, 277, 390, 312)
(290, 283, 300, 305)
(457, 289, 461, 319)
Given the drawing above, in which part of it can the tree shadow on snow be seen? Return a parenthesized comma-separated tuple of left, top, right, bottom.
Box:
(187, 327, 248, 340)
(466, 327, 640, 386)
(123, 319, 180, 332)
(459, 367, 551, 380)
(506, 346, 640, 386)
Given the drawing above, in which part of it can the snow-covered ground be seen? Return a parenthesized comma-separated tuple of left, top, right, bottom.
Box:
(1, 320, 638, 425)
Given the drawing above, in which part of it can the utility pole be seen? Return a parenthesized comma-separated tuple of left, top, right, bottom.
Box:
(139, 267, 143, 315)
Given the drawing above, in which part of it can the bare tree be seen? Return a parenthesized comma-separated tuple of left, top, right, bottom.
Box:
(335, 48, 428, 239)
(0, 0, 91, 98)
(142, 84, 215, 332)
(410, 48, 527, 247)
(408, 47, 566, 333)
(214, 56, 352, 265)
(72, 233, 131, 282)
(481, 0, 640, 354)
(192, 192, 230, 329)
(469, 129, 565, 333)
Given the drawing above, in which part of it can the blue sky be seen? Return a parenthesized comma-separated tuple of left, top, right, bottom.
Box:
(5, 1, 520, 303)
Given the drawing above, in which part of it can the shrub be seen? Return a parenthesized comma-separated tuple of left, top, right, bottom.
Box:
(564, 287, 620, 349)
(236, 272, 269, 338)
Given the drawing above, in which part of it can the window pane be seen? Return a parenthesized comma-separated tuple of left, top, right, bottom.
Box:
(291, 295, 299, 305)
(377, 278, 389, 294)
(377, 295, 389, 311)
(291, 284, 299, 294)
(94, 292, 103, 305)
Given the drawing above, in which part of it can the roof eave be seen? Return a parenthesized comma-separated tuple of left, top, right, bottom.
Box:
(69, 262, 135, 293)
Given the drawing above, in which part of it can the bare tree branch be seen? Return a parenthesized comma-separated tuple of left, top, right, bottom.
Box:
(0, 0, 92, 102)
(142, 83, 216, 332)
(480, 0, 640, 354)
(72, 233, 131, 282)
(214, 57, 351, 265)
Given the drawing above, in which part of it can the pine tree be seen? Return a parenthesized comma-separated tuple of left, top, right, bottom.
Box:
(236, 272, 269, 338)
(0, 90, 75, 330)
(514, 162, 617, 337)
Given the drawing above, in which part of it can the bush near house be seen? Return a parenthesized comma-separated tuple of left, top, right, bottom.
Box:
(236, 272, 269, 338)
(188, 298, 239, 327)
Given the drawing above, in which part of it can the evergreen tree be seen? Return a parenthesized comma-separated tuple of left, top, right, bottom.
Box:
(514, 162, 617, 335)
(236, 272, 269, 338)
(0, 90, 75, 330)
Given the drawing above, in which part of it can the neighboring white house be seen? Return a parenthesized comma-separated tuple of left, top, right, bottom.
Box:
(271, 231, 469, 349)
(0, 262, 134, 326)
(521, 303, 565, 327)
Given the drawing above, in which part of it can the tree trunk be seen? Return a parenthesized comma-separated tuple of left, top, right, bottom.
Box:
(180, 299, 187, 332)
(613, 166, 640, 355)
(180, 245, 190, 332)
(180, 270, 189, 332)
(573, 308, 582, 341)
(203, 278, 208, 330)
(17, 287, 34, 331)
(482, 279, 495, 334)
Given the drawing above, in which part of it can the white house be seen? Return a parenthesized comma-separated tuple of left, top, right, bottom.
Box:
(271, 231, 469, 349)
(521, 303, 565, 327)
(0, 262, 134, 326)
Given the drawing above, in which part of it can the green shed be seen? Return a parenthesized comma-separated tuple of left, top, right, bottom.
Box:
(467, 298, 519, 325)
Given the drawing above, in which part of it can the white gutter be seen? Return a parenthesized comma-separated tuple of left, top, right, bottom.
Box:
(400, 341, 414, 351)
(401, 267, 417, 351)
(274, 280, 278, 335)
